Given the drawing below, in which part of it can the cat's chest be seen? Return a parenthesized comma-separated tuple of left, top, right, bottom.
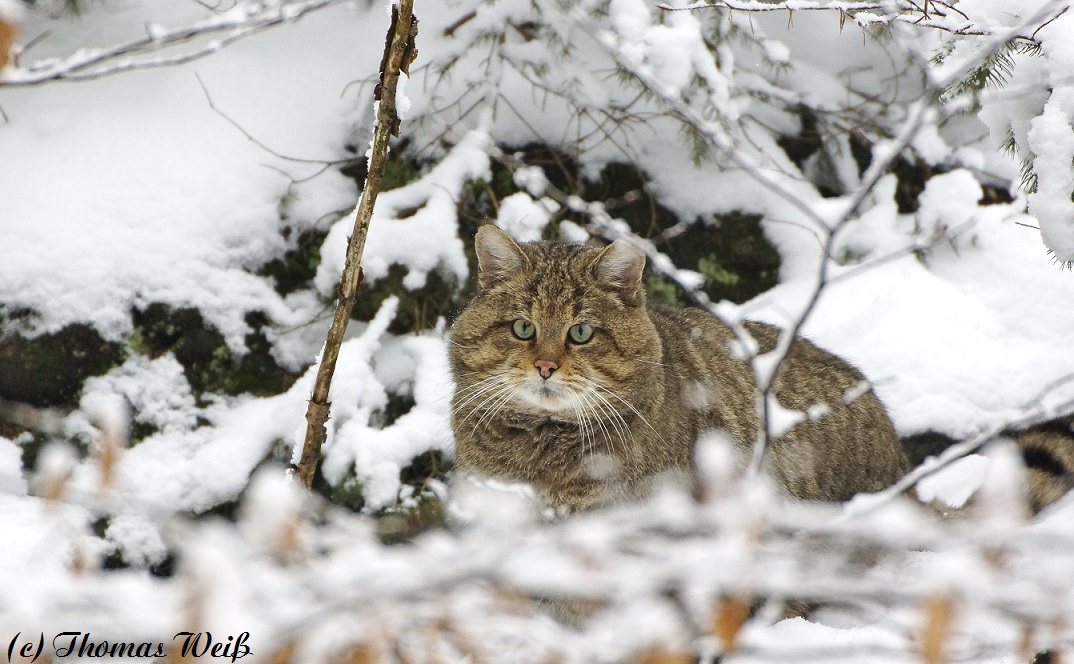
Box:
(499, 412, 585, 447)
(479, 411, 616, 467)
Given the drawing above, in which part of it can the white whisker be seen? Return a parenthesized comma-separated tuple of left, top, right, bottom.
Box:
(634, 358, 668, 367)
(593, 383, 657, 435)
(456, 382, 513, 427)
(565, 389, 592, 460)
(584, 387, 632, 457)
(472, 383, 521, 434)
(451, 375, 508, 411)
(579, 391, 614, 457)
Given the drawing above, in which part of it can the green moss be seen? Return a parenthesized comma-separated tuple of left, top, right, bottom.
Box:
(128, 420, 159, 447)
(454, 164, 523, 306)
(378, 449, 451, 543)
(507, 143, 582, 194)
(193, 497, 242, 521)
(0, 417, 25, 441)
(15, 431, 50, 475)
(572, 160, 780, 305)
(352, 264, 470, 333)
(131, 305, 300, 398)
(835, 246, 870, 267)
(258, 228, 326, 296)
(489, 161, 521, 201)
(381, 156, 423, 192)
(697, 255, 741, 288)
(0, 323, 125, 408)
(644, 272, 683, 307)
(582, 161, 677, 239)
(663, 212, 780, 304)
(326, 475, 367, 513)
(777, 104, 824, 169)
(890, 156, 943, 214)
(369, 390, 416, 429)
(339, 147, 423, 194)
(231, 312, 300, 396)
(400, 449, 450, 486)
(319, 449, 451, 539)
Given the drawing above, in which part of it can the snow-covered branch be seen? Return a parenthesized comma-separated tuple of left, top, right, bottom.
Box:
(555, 0, 1071, 482)
(659, 0, 1069, 44)
(0, 0, 347, 86)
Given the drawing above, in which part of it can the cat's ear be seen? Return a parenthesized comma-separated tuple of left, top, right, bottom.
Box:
(594, 239, 646, 305)
(475, 225, 527, 290)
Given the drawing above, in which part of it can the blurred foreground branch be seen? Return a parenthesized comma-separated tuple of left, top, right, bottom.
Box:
(295, 0, 418, 488)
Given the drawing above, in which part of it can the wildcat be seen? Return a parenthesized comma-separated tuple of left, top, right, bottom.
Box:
(448, 225, 911, 511)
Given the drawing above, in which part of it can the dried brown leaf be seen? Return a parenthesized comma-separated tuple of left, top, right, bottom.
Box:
(336, 642, 379, 664)
(262, 642, 297, 664)
(632, 649, 692, 664)
(713, 596, 750, 653)
(0, 19, 14, 70)
(921, 594, 955, 664)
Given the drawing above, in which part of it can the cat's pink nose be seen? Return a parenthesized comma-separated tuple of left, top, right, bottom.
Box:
(534, 359, 559, 379)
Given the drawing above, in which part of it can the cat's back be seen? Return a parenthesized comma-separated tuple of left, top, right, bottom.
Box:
(644, 304, 759, 446)
(648, 304, 909, 500)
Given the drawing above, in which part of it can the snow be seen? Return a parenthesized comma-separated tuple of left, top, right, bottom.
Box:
(915, 454, 990, 509)
(0, 1, 365, 348)
(318, 304, 456, 508)
(916, 169, 982, 240)
(80, 355, 196, 436)
(495, 192, 555, 242)
(1, 0, 1073, 658)
(0, 436, 26, 496)
(1026, 87, 1074, 264)
(316, 130, 488, 293)
(0, 0, 22, 22)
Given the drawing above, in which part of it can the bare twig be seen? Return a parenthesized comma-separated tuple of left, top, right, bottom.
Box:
(196, 74, 354, 168)
(442, 9, 476, 38)
(295, 0, 418, 489)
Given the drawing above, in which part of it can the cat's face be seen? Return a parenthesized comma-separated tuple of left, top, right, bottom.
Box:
(449, 226, 662, 425)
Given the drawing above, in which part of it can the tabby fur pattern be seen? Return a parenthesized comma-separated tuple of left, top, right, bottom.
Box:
(449, 226, 911, 510)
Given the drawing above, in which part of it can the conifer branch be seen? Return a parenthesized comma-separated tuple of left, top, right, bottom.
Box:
(658, 0, 1063, 45)
(295, 0, 418, 489)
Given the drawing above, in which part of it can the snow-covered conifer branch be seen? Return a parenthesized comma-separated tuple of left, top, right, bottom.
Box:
(0, 0, 346, 86)
(658, 0, 1068, 45)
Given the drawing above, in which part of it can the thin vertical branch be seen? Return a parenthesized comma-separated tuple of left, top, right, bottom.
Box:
(295, 0, 418, 488)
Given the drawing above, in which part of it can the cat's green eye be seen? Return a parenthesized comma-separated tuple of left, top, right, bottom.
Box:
(511, 319, 536, 340)
(568, 323, 594, 344)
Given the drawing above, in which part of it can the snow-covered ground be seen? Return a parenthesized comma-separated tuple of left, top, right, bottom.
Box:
(1, 0, 1074, 660)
